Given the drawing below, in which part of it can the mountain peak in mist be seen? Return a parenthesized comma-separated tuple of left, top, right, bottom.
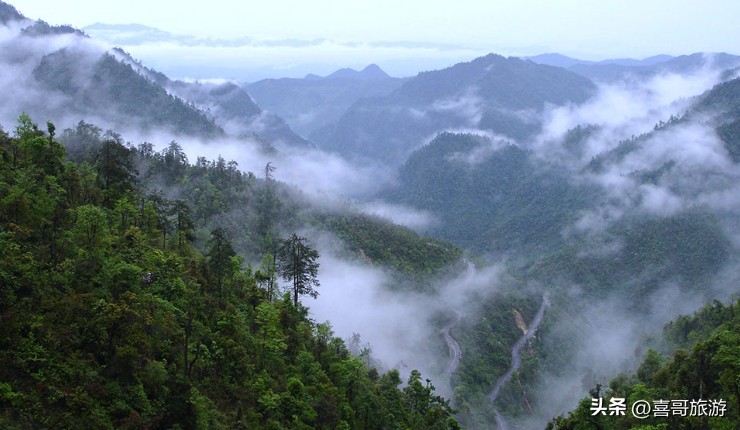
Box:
(360, 64, 391, 79)
(596, 54, 674, 66)
(325, 64, 391, 80)
(527, 53, 677, 69)
(312, 52, 596, 165)
(526, 53, 593, 68)
(0, 1, 24, 24)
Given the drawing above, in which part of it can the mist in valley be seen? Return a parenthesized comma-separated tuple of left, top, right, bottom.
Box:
(1, 3, 739, 429)
(301, 58, 740, 428)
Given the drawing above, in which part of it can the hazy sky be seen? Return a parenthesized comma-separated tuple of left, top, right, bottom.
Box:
(8, 0, 740, 80)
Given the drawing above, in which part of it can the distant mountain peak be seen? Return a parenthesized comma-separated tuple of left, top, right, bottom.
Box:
(325, 64, 391, 80)
(526, 53, 677, 69)
(525, 53, 594, 68)
(360, 64, 390, 79)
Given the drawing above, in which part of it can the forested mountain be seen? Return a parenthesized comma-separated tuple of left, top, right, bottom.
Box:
(0, 0, 22, 23)
(0, 4, 307, 147)
(693, 77, 740, 162)
(376, 75, 740, 428)
(385, 74, 740, 254)
(0, 114, 461, 429)
(384, 132, 591, 253)
(548, 299, 739, 429)
(323, 64, 392, 80)
(310, 54, 596, 165)
(33, 48, 223, 138)
(247, 65, 405, 137)
(1, 2, 739, 430)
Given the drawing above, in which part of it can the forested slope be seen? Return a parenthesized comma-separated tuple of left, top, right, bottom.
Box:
(548, 299, 739, 430)
(0, 115, 460, 429)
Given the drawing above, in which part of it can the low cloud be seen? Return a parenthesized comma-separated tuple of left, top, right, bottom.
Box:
(528, 64, 740, 239)
(356, 200, 438, 231)
(533, 69, 723, 165)
(307, 242, 503, 396)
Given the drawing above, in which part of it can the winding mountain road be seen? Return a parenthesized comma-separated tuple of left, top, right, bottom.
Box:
(489, 293, 550, 430)
(441, 310, 463, 376)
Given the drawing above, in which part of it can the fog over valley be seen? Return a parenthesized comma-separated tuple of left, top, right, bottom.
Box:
(0, 1, 738, 429)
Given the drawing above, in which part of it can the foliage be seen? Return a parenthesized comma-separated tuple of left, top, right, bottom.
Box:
(0, 115, 459, 429)
(386, 132, 591, 253)
(277, 233, 320, 306)
(548, 298, 740, 429)
(318, 212, 462, 283)
(34, 51, 223, 138)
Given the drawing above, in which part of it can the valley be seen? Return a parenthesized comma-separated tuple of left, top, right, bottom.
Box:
(0, 1, 739, 429)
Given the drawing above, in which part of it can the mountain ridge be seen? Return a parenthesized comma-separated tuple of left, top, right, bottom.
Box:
(0, 6, 309, 147)
(0, 0, 23, 24)
(310, 53, 597, 165)
(325, 64, 391, 80)
(526, 52, 676, 68)
(247, 65, 404, 137)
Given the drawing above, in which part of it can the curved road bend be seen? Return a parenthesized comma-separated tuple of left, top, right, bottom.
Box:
(441, 309, 463, 376)
(490, 293, 550, 430)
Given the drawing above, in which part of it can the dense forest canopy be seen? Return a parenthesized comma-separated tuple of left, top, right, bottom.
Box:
(0, 114, 461, 429)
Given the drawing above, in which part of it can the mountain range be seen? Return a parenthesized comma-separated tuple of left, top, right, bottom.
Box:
(527, 52, 676, 68)
(310, 53, 596, 165)
(1, 2, 740, 429)
(0, 9, 308, 147)
(529, 51, 740, 81)
(247, 64, 405, 137)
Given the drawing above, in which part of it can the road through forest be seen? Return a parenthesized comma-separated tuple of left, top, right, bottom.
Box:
(442, 309, 463, 376)
(489, 293, 549, 430)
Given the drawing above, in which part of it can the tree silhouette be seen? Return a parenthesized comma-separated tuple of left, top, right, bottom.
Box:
(277, 233, 320, 306)
(207, 227, 236, 296)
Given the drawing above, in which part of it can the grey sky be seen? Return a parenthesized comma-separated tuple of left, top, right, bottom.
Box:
(8, 0, 740, 80)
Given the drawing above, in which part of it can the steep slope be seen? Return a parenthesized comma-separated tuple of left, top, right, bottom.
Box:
(402, 77, 740, 429)
(0, 115, 460, 430)
(311, 54, 596, 166)
(247, 65, 405, 137)
(108, 48, 309, 146)
(692, 77, 740, 162)
(167, 79, 309, 146)
(548, 299, 739, 429)
(0, 7, 308, 147)
(0, 0, 23, 24)
(33, 48, 223, 137)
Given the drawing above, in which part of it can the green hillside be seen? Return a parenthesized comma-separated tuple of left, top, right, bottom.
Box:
(0, 115, 460, 429)
(386, 132, 591, 253)
(548, 299, 739, 430)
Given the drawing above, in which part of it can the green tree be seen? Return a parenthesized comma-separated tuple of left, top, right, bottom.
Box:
(207, 227, 236, 295)
(161, 140, 188, 184)
(171, 199, 195, 251)
(277, 233, 320, 306)
(94, 135, 137, 206)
